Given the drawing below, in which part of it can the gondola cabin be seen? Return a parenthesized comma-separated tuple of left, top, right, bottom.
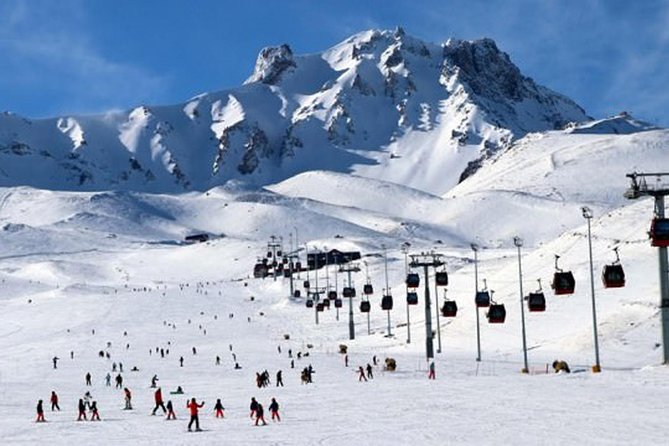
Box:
(407, 292, 419, 305)
(334, 298, 343, 308)
(293, 290, 301, 298)
(527, 292, 546, 312)
(475, 291, 491, 308)
(381, 295, 393, 311)
(441, 300, 457, 317)
(303, 280, 310, 289)
(283, 269, 291, 278)
(602, 264, 625, 288)
(360, 300, 371, 313)
(406, 273, 420, 288)
(316, 303, 324, 312)
(295, 262, 302, 270)
(363, 283, 374, 295)
(343, 287, 356, 298)
(435, 272, 449, 286)
(487, 303, 506, 323)
(328, 290, 337, 299)
(306, 299, 314, 308)
(267, 251, 272, 258)
(277, 250, 282, 257)
(552, 271, 575, 295)
(322, 298, 330, 308)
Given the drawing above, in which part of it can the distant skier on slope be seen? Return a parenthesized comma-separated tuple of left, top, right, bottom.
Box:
(269, 397, 280, 422)
(428, 361, 436, 380)
(36, 400, 45, 422)
(50, 391, 60, 411)
(254, 402, 267, 426)
(77, 399, 87, 421)
(214, 399, 225, 418)
(358, 366, 367, 382)
(249, 397, 258, 418)
(152, 388, 166, 415)
(90, 401, 100, 421)
(166, 400, 176, 420)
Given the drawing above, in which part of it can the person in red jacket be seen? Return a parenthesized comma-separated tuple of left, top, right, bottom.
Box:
(50, 391, 60, 411)
(186, 397, 204, 432)
(152, 388, 166, 415)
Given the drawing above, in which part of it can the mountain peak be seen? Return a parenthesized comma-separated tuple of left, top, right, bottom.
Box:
(245, 43, 296, 85)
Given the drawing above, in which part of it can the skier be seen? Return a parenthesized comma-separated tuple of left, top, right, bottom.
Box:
(215, 355, 221, 366)
(358, 366, 367, 382)
(36, 400, 45, 422)
(428, 361, 436, 380)
(254, 402, 267, 426)
(112, 362, 117, 372)
(373, 355, 378, 366)
(166, 400, 176, 420)
(152, 388, 167, 415)
(186, 397, 204, 432)
(344, 354, 349, 367)
(192, 347, 197, 355)
(115, 374, 123, 389)
(119, 362, 123, 372)
(52, 356, 59, 369)
(77, 399, 87, 421)
(179, 356, 184, 367)
(105, 372, 111, 387)
(276, 370, 284, 387)
(50, 391, 60, 411)
(151, 374, 159, 388)
(366, 363, 374, 379)
(269, 397, 280, 422)
(83, 391, 93, 409)
(214, 399, 225, 418)
(249, 397, 258, 419)
(85, 372, 92, 386)
(124, 388, 133, 410)
(90, 401, 100, 421)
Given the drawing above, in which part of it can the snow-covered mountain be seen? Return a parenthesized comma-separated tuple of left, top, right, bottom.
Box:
(0, 28, 589, 194)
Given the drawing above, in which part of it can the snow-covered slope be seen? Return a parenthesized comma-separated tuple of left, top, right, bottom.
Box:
(0, 29, 587, 194)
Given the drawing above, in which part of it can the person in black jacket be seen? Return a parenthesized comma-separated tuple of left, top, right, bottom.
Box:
(166, 400, 176, 420)
(249, 397, 258, 419)
(36, 400, 45, 422)
(254, 402, 267, 426)
(214, 399, 225, 418)
(269, 397, 280, 422)
(77, 399, 87, 421)
(90, 401, 100, 421)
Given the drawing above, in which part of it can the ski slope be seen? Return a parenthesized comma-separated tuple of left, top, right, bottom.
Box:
(0, 122, 668, 444)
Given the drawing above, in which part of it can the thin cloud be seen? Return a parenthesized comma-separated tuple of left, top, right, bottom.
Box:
(0, 0, 169, 117)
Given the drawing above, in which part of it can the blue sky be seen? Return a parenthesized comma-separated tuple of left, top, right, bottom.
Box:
(1, 0, 668, 125)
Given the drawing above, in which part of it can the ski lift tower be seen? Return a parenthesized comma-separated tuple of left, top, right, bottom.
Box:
(625, 171, 669, 364)
(339, 260, 361, 340)
(409, 251, 444, 360)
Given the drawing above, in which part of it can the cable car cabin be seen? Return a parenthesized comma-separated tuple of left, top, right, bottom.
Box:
(253, 263, 268, 278)
(316, 303, 324, 312)
(602, 264, 625, 288)
(441, 300, 457, 317)
(381, 295, 393, 311)
(407, 292, 419, 305)
(303, 280, 310, 289)
(328, 290, 337, 299)
(435, 272, 449, 286)
(475, 291, 491, 308)
(306, 299, 314, 308)
(363, 283, 374, 295)
(360, 300, 371, 313)
(343, 287, 356, 298)
(527, 292, 546, 312)
(334, 298, 343, 308)
(552, 272, 575, 295)
(293, 290, 301, 298)
(322, 298, 330, 308)
(487, 304, 506, 323)
(406, 273, 420, 288)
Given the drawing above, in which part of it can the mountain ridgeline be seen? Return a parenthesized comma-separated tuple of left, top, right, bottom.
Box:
(0, 28, 589, 193)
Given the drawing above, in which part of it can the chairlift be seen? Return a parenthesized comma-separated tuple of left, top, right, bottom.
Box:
(407, 292, 419, 305)
(363, 283, 374, 295)
(334, 298, 343, 308)
(487, 301, 506, 324)
(293, 290, 301, 298)
(328, 290, 337, 300)
(316, 303, 324, 312)
(343, 287, 356, 298)
(602, 247, 626, 288)
(360, 300, 371, 313)
(527, 279, 546, 312)
(441, 300, 457, 317)
(381, 294, 393, 311)
(406, 273, 420, 288)
(435, 271, 449, 286)
(306, 298, 314, 308)
(551, 255, 575, 295)
(303, 280, 310, 289)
